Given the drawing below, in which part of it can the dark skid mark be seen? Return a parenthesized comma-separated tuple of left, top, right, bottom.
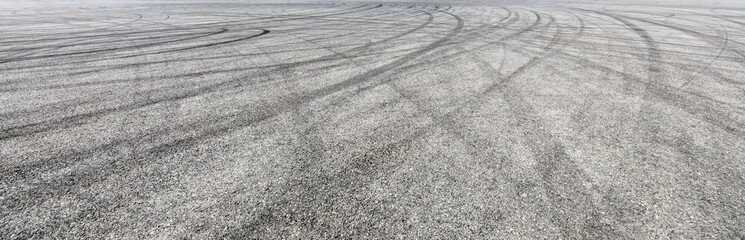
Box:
(0, 8, 464, 223)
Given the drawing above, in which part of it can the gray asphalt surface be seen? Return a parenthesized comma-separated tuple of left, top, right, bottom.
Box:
(2, 0, 745, 238)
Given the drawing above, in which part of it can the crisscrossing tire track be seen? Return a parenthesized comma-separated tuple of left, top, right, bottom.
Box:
(1, 2, 745, 239)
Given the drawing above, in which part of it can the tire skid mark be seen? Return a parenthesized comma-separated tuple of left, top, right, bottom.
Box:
(0, 41, 412, 95)
(371, 9, 616, 237)
(552, 11, 743, 91)
(0, 15, 195, 46)
(3, 4, 745, 238)
(2, 28, 222, 55)
(288, 10, 434, 74)
(0, 29, 269, 64)
(563, 9, 745, 235)
(0, 8, 435, 139)
(0, 47, 412, 136)
(0, 29, 270, 141)
(0, 26, 225, 63)
(679, 23, 729, 87)
(473, 11, 621, 238)
(494, 9, 742, 238)
(225, 125, 428, 238)
(550, 40, 745, 138)
(241, 3, 383, 27)
(0, 7, 420, 72)
(339, 8, 611, 237)
(588, 10, 745, 137)
(0, 23, 343, 73)
(0, 9, 463, 222)
(0, 8, 422, 77)
(363, 12, 527, 82)
(599, 11, 732, 88)
(588, 10, 663, 74)
(0, 3, 377, 65)
(213, 9, 466, 238)
(243, 3, 350, 20)
(390, 8, 556, 77)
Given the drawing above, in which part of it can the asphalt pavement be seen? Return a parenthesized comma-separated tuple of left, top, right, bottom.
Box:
(1, 0, 745, 238)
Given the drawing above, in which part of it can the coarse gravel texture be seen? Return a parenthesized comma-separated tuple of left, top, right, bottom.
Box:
(1, 0, 745, 238)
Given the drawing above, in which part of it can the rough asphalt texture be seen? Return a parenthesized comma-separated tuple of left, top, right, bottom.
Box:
(1, 0, 745, 238)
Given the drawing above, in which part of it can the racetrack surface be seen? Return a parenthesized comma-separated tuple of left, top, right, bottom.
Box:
(1, 1, 745, 238)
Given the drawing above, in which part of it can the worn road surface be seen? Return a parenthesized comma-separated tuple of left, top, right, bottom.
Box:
(2, 0, 745, 238)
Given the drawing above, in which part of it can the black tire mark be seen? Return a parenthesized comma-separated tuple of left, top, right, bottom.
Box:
(370, 8, 545, 79)
(0, 8, 435, 135)
(557, 11, 743, 93)
(0, 7, 423, 78)
(0, 28, 268, 64)
(0, 9, 464, 223)
(222, 10, 465, 237)
(679, 23, 729, 87)
(588, 10, 663, 74)
(549, 38, 745, 138)
(588, 10, 745, 137)
(5, 4, 743, 238)
(0, 4, 371, 64)
(0, 29, 270, 140)
(595, 11, 733, 88)
(473, 11, 621, 238)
